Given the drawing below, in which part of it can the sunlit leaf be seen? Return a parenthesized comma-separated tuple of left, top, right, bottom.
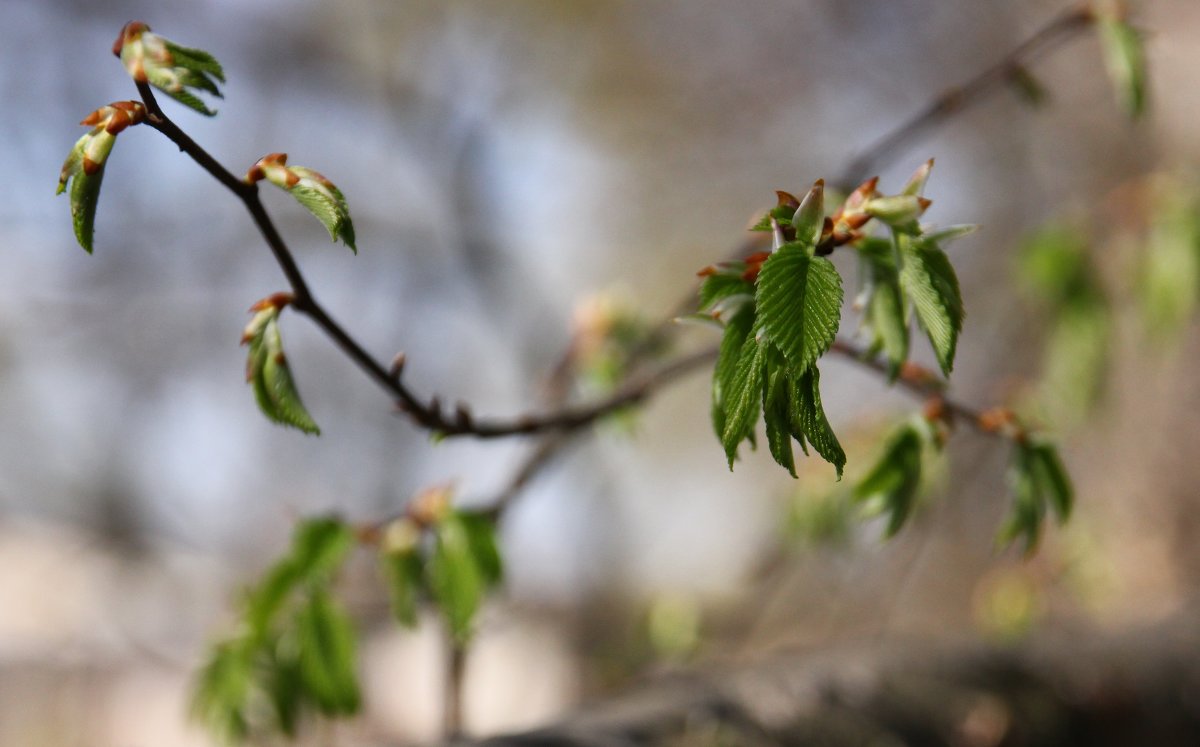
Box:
(898, 234, 964, 376)
(248, 154, 357, 252)
(755, 245, 842, 377)
(720, 332, 764, 468)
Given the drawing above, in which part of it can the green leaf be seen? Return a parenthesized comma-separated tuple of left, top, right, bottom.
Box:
(1139, 189, 1200, 339)
(898, 234, 964, 376)
(191, 640, 254, 744)
(68, 160, 105, 254)
(854, 423, 924, 536)
(860, 246, 908, 378)
(1097, 16, 1146, 119)
(711, 306, 755, 443)
(1027, 440, 1073, 523)
(243, 561, 302, 642)
(698, 271, 755, 311)
(263, 644, 304, 738)
(116, 23, 224, 116)
(750, 204, 797, 231)
(382, 548, 424, 627)
(288, 168, 357, 252)
(429, 513, 486, 643)
(296, 588, 361, 715)
(790, 366, 846, 478)
(459, 512, 504, 587)
(720, 331, 764, 468)
(247, 317, 321, 434)
(755, 245, 843, 376)
(791, 181, 825, 246)
(762, 356, 797, 477)
(999, 438, 1073, 553)
(290, 517, 355, 581)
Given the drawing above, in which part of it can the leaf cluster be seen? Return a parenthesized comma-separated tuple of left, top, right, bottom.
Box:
(701, 164, 968, 478)
(382, 494, 503, 645)
(192, 518, 360, 743)
(1000, 438, 1073, 553)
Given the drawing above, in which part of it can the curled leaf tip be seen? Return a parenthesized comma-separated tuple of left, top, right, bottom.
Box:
(250, 155, 357, 252)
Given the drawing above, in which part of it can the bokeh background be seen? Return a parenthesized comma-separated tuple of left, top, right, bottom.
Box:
(3, 0, 1200, 744)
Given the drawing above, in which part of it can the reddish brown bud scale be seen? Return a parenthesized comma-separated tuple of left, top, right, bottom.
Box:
(923, 396, 947, 424)
(82, 157, 102, 175)
(248, 291, 295, 312)
(774, 190, 800, 209)
(696, 265, 718, 278)
(977, 407, 1016, 433)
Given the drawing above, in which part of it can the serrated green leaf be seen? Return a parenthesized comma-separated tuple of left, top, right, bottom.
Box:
(762, 356, 797, 477)
(296, 588, 361, 715)
(854, 424, 923, 536)
(382, 548, 424, 628)
(429, 514, 486, 643)
(790, 366, 845, 478)
(721, 332, 764, 468)
(253, 319, 321, 434)
(898, 234, 964, 376)
(1000, 438, 1072, 553)
(116, 24, 224, 117)
(755, 245, 843, 377)
(1097, 17, 1146, 119)
(861, 247, 908, 379)
(711, 306, 755, 442)
(750, 204, 796, 231)
(163, 39, 227, 81)
(288, 168, 357, 252)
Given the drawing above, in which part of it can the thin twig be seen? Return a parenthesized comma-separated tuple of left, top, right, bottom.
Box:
(832, 4, 1094, 191)
(135, 82, 713, 439)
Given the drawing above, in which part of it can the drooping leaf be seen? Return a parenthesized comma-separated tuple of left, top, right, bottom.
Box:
(762, 355, 797, 477)
(428, 513, 486, 643)
(854, 422, 925, 536)
(1097, 15, 1147, 119)
(191, 640, 254, 744)
(999, 438, 1073, 553)
(382, 548, 424, 628)
(459, 512, 504, 587)
(721, 332, 765, 468)
(68, 158, 105, 254)
(898, 234, 964, 376)
(295, 588, 361, 715)
(248, 154, 357, 252)
(290, 517, 355, 581)
(755, 245, 843, 377)
(859, 243, 908, 378)
(58, 103, 145, 253)
(711, 306, 755, 443)
(789, 366, 846, 478)
(245, 315, 321, 434)
(263, 643, 304, 737)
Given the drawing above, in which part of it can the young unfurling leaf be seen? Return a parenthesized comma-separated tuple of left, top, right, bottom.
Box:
(56, 101, 145, 253)
(247, 154, 357, 252)
(242, 294, 320, 434)
(1000, 437, 1073, 553)
(113, 22, 225, 116)
(854, 420, 928, 536)
(898, 234, 964, 376)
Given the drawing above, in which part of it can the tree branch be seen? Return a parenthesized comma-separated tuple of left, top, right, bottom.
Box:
(832, 4, 1094, 191)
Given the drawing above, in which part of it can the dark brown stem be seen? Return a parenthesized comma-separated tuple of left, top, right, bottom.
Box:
(134, 82, 713, 439)
(832, 4, 1094, 191)
(444, 638, 467, 739)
